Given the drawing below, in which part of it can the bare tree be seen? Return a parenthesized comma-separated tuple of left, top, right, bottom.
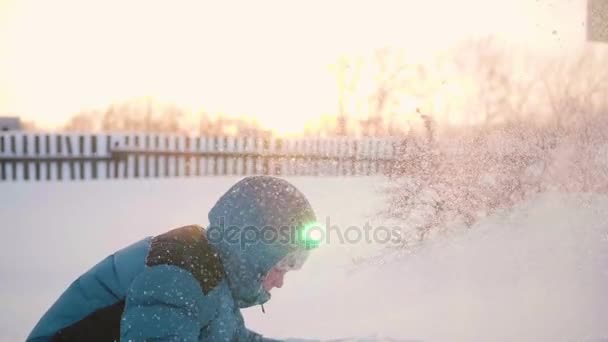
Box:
(383, 40, 608, 249)
(449, 37, 539, 125)
(63, 111, 98, 132)
(93, 99, 188, 133)
(331, 55, 364, 136)
(20, 120, 40, 132)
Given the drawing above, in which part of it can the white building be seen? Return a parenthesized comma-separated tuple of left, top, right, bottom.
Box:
(0, 117, 21, 131)
(588, 0, 608, 43)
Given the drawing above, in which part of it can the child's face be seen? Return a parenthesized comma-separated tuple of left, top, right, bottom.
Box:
(262, 249, 308, 292)
(262, 266, 287, 292)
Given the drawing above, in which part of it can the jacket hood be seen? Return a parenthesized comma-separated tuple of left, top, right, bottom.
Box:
(206, 176, 317, 308)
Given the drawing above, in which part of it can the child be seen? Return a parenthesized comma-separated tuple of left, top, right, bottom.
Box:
(27, 176, 318, 341)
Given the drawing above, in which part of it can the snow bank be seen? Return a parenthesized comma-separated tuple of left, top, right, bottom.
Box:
(248, 190, 608, 341)
(1, 177, 607, 341)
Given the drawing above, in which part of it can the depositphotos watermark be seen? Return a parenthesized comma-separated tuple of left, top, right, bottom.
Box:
(206, 216, 406, 248)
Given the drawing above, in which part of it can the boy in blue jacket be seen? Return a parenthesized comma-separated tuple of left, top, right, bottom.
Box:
(27, 176, 319, 341)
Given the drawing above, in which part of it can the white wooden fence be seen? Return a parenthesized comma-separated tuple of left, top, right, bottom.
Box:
(0, 132, 399, 181)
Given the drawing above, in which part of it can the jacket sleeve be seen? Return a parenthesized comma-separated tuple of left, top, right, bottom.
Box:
(120, 264, 212, 342)
(199, 294, 283, 342)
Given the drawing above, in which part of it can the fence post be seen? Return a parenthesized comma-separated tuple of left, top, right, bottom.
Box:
(319, 139, 327, 176)
(241, 136, 249, 176)
(175, 135, 182, 178)
(230, 136, 238, 175)
(8, 135, 14, 180)
(55, 135, 62, 180)
(78, 135, 85, 180)
(162, 134, 170, 177)
(134, 135, 140, 178)
(286, 139, 292, 175)
(112, 137, 120, 179)
(105, 135, 111, 179)
(91, 135, 98, 179)
(204, 136, 211, 176)
(352, 138, 358, 176)
(113, 134, 121, 178)
(34, 134, 41, 180)
(0, 135, 4, 181)
(121, 135, 129, 179)
(210, 136, 217, 176)
(325, 138, 332, 176)
(22, 134, 29, 181)
(44, 135, 51, 180)
(195, 136, 201, 177)
(224, 136, 232, 175)
(304, 138, 311, 176)
(251, 136, 258, 175)
(153, 135, 160, 178)
(143, 134, 150, 178)
(262, 136, 269, 175)
(65, 135, 75, 180)
(185, 135, 192, 177)
(274, 138, 283, 175)
(374, 139, 381, 174)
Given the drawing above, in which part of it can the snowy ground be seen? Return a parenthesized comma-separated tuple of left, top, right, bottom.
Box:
(1, 177, 607, 342)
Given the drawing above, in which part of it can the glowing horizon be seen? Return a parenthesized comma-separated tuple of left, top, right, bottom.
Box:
(0, 0, 588, 135)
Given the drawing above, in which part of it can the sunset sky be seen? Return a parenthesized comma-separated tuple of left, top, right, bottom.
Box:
(0, 0, 589, 135)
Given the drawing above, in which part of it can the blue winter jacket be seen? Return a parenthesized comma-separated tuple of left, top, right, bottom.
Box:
(27, 176, 317, 341)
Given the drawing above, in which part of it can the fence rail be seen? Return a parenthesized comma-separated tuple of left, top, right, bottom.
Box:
(0, 132, 399, 181)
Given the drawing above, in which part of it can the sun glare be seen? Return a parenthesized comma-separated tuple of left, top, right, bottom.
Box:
(0, 0, 589, 133)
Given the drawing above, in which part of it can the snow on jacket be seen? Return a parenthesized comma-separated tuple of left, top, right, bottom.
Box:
(27, 176, 317, 341)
